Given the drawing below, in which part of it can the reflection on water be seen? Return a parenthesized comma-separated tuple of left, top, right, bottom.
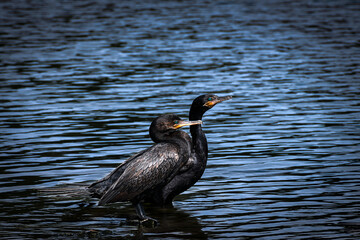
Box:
(1, 0, 360, 239)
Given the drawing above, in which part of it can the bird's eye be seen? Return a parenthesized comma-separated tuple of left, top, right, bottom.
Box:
(208, 97, 212, 101)
(174, 120, 179, 124)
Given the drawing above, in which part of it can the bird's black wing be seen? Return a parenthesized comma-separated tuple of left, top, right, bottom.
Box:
(98, 142, 183, 205)
(88, 148, 148, 197)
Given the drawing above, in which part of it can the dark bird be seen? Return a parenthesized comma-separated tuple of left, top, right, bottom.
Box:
(88, 114, 202, 225)
(147, 94, 232, 206)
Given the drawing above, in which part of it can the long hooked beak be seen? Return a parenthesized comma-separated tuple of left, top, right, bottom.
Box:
(203, 95, 232, 108)
(174, 120, 203, 129)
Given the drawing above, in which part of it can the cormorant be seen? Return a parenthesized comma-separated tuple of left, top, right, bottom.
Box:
(147, 94, 232, 206)
(88, 114, 202, 225)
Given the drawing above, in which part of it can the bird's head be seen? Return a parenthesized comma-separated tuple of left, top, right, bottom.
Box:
(191, 94, 232, 116)
(150, 114, 202, 142)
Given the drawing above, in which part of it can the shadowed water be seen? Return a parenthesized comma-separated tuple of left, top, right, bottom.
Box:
(1, 0, 360, 239)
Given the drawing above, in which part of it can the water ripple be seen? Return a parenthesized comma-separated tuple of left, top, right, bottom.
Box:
(1, 0, 360, 239)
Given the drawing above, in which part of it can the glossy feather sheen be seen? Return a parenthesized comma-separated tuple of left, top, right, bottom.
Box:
(99, 143, 184, 204)
(88, 149, 148, 197)
(88, 114, 195, 213)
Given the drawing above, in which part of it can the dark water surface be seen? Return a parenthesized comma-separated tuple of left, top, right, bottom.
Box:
(1, 0, 360, 239)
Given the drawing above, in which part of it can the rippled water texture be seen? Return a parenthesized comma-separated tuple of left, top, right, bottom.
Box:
(1, 0, 360, 239)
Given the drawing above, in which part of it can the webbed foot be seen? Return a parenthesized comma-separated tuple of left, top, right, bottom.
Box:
(133, 202, 158, 228)
(139, 217, 158, 228)
(125, 216, 158, 227)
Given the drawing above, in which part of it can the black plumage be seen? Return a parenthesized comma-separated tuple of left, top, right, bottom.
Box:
(146, 94, 232, 206)
(88, 114, 202, 224)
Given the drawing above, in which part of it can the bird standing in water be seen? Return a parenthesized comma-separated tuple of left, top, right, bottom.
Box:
(147, 94, 232, 206)
(88, 114, 202, 225)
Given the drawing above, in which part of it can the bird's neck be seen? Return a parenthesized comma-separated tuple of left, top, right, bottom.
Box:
(189, 107, 208, 162)
(160, 131, 192, 159)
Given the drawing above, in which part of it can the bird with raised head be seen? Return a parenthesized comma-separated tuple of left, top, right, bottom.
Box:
(147, 94, 232, 206)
